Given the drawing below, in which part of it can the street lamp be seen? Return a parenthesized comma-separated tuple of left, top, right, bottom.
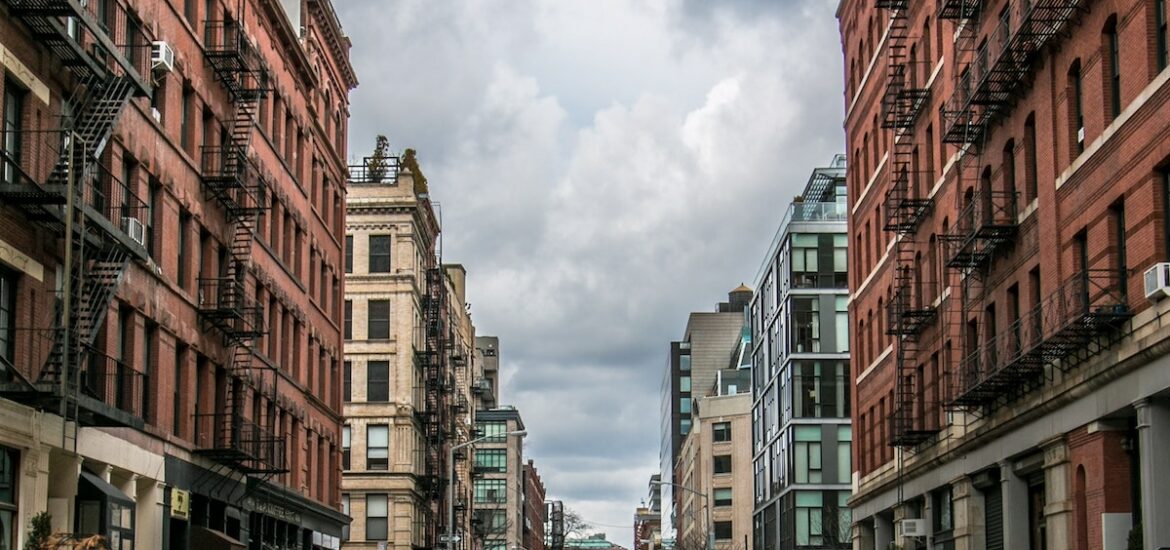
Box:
(650, 480, 712, 550)
(448, 429, 528, 550)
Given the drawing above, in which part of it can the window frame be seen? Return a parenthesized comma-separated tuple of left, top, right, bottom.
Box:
(367, 361, 390, 402)
(368, 235, 392, 273)
(474, 478, 507, 503)
(712, 422, 731, 443)
(345, 235, 353, 273)
(366, 424, 389, 470)
(367, 300, 390, 340)
(341, 426, 351, 470)
(366, 493, 388, 540)
(713, 488, 732, 507)
(0, 267, 17, 364)
(713, 455, 732, 475)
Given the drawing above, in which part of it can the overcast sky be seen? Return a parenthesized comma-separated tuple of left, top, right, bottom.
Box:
(335, 1, 844, 547)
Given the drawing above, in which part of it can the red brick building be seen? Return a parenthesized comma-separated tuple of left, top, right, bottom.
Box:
(840, 0, 1170, 548)
(523, 460, 546, 550)
(0, 0, 355, 547)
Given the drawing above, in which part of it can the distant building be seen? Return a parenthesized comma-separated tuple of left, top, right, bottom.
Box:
(660, 289, 752, 535)
(749, 156, 851, 550)
(675, 394, 753, 550)
(523, 460, 548, 550)
(475, 336, 501, 410)
(565, 534, 629, 550)
(342, 158, 479, 549)
(634, 506, 661, 550)
(473, 407, 527, 550)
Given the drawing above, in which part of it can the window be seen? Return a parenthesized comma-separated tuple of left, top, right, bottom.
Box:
(180, 85, 193, 152)
(479, 510, 507, 535)
(367, 361, 389, 402)
(714, 455, 732, 475)
(838, 426, 852, 484)
(679, 376, 691, 392)
(368, 300, 390, 339)
(1024, 113, 1038, 202)
(366, 494, 388, 540)
(0, 267, 16, 364)
(367, 425, 389, 470)
(680, 418, 692, 436)
(475, 449, 507, 473)
(679, 353, 691, 371)
(794, 491, 824, 546)
(2, 79, 24, 186)
(792, 234, 848, 288)
(342, 426, 351, 470)
(1105, 17, 1122, 118)
(932, 485, 954, 534)
(474, 479, 506, 503)
(479, 421, 507, 442)
(344, 300, 352, 339)
(343, 361, 352, 401)
(680, 398, 691, 414)
(714, 521, 733, 540)
(1158, 0, 1169, 71)
(791, 297, 821, 353)
(340, 494, 350, 541)
(835, 297, 849, 353)
(369, 235, 391, 273)
(793, 361, 849, 418)
(345, 235, 353, 273)
(794, 425, 823, 483)
(713, 422, 731, 443)
(714, 488, 732, 507)
(1070, 60, 1084, 154)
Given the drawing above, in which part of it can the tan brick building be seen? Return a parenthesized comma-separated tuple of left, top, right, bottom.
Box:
(676, 394, 752, 550)
(840, 0, 1170, 549)
(0, 0, 355, 548)
(341, 157, 479, 550)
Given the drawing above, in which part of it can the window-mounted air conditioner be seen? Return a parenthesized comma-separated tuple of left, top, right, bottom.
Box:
(898, 518, 927, 538)
(151, 41, 175, 73)
(122, 217, 146, 246)
(1144, 263, 1170, 302)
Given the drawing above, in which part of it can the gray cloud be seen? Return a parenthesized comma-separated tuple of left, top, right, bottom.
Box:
(337, 1, 844, 547)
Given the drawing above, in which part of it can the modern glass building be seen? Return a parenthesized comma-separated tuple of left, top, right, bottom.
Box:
(750, 156, 852, 550)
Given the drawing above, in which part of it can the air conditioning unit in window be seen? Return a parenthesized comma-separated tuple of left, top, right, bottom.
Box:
(1145, 263, 1170, 302)
(122, 217, 146, 246)
(898, 518, 927, 538)
(151, 41, 175, 73)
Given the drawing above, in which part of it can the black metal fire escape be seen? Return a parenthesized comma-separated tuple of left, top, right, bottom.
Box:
(877, 0, 940, 448)
(933, 0, 1128, 411)
(418, 263, 453, 549)
(192, 11, 284, 477)
(0, 0, 153, 432)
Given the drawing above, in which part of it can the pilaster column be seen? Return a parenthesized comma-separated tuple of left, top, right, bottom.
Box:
(1135, 398, 1170, 550)
(873, 514, 893, 550)
(950, 475, 983, 550)
(1041, 436, 1072, 550)
(999, 461, 1028, 550)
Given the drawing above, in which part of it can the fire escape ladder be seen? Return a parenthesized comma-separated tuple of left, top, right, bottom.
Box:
(418, 265, 450, 549)
(193, 10, 282, 477)
(939, 0, 982, 20)
(942, 0, 1081, 144)
(0, 0, 153, 431)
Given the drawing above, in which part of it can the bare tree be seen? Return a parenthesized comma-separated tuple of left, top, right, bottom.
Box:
(562, 508, 593, 539)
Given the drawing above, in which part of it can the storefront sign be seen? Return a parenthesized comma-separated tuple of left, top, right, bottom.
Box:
(171, 489, 190, 520)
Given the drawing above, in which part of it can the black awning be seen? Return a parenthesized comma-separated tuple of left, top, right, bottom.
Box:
(78, 470, 134, 505)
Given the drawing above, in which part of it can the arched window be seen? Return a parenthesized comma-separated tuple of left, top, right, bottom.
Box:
(1069, 59, 1085, 155)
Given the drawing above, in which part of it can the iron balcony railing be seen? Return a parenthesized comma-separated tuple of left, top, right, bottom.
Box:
(8, 0, 153, 90)
(196, 277, 265, 341)
(348, 156, 401, 184)
(939, 0, 982, 20)
(199, 145, 264, 215)
(193, 412, 287, 474)
(202, 20, 268, 97)
(951, 269, 1132, 407)
(941, 0, 1081, 142)
(78, 346, 145, 420)
(943, 190, 1019, 268)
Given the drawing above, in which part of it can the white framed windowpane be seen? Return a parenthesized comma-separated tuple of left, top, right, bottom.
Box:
(367, 494, 387, 516)
(368, 426, 389, 447)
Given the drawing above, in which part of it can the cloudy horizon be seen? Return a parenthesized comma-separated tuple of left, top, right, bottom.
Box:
(335, 1, 846, 547)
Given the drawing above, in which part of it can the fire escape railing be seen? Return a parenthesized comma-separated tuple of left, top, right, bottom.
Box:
(950, 270, 1132, 408)
(942, 190, 1019, 268)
